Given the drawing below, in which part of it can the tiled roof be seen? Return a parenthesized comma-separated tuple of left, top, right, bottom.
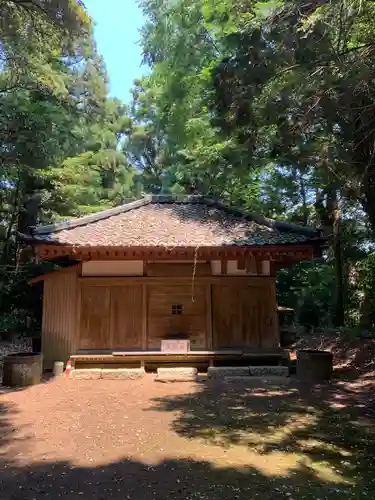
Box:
(27, 196, 321, 248)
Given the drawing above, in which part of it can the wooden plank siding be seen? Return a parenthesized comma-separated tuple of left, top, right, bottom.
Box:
(42, 272, 78, 369)
(41, 267, 279, 366)
(147, 284, 207, 349)
(146, 263, 211, 277)
(77, 277, 278, 352)
(212, 280, 278, 350)
(79, 284, 142, 351)
(110, 286, 142, 349)
(80, 286, 111, 350)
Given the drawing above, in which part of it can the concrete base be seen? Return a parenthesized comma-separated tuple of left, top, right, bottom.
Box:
(207, 366, 250, 379)
(249, 375, 291, 383)
(71, 369, 102, 380)
(249, 366, 289, 377)
(155, 367, 198, 382)
(70, 368, 145, 380)
(101, 368, 145, 380)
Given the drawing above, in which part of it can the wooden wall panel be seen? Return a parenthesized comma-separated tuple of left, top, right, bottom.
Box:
(82, 260, 144, 276)
(147, 263, 211, 277)
(147, 284, 207, 349)
(212, 279, 278, 350)
(42, 274, 279, 365)
(261, 279, 279, 348)
(42, 272, 78, 369)
(212, 285, 245, 348)
(148, 285, 206, 316)
(80, 286, 111, 350)
(110, 286, 142, 349)
(79, 284, 143, 350)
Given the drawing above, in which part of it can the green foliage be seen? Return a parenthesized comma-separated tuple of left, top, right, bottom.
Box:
(0, 0, 91, 96)
(2, 0, 375, 337)
(277, 262, 336, 330)
(132, 0, 375, 330)
(0, 1, 141, 338)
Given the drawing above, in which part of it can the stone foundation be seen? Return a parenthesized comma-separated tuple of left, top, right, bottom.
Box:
(71, 369, 102, 380)
(249, 366, 289, 377)
(207, 366, 250, 379)
(155, 367, 198, 382)
(70, 368, 145, 380)
(101, 368, 145, 380)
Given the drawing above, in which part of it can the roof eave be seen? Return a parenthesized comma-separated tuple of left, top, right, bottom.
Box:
(202, 198, 321, 238)
(32, 197, 151, 236)
(30, 195, 322, 240)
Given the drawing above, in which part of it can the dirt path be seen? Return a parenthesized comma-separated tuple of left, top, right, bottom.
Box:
(0, 375, 374, 499)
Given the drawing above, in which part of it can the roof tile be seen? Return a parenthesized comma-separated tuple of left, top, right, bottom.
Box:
(31, 198, 319, 248)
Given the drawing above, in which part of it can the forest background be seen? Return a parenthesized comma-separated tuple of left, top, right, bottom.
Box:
(1, 0, 375, 338)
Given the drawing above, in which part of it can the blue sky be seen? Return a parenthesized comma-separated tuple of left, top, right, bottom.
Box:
(84, 0, 146, 103)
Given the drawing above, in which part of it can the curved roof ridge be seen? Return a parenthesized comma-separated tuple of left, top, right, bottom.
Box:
(30, 194, 320, 238)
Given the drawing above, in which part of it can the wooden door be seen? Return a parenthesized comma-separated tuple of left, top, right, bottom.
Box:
(212, 281, 278, 349)
(80, 286, 111, 350)
(80, 284, 143, 350)
(110, 285, 142, 349)
(147, 284, 207, 349)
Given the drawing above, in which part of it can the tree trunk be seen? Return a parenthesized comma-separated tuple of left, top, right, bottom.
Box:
(361, 164, 375, 237)
(299, 170, 308, 226)
(359, 291, 373, 329)
(315, 187, 345, 326)
(332, 204, 344, 327)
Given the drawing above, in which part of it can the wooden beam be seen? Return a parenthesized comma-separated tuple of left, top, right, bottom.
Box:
(220, 259, 227, 275)
(269, 279, 279, 348)
(29, 262, 83, 284)
(255, 259, 262, 275)
(36, 243, 321, 263)
(78, 276, 275, 286)
(75, 281, 82, 354)
(206, 283, 213, 349)
(146, 263, 211, 277)
(245, 255, 255, 273)
(141, 283, 148, 350)
(237, 257, 246, 270)
(269, 262, 278, 277)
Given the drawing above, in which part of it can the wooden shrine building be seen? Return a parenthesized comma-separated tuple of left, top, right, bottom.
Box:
(22, 195, 324, 370)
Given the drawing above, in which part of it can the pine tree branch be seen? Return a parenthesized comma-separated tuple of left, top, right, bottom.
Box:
(276, 42, 375, 78)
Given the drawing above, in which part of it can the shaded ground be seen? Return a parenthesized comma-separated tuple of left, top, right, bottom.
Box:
(0, 373, 374, 499)
(293, 331, 375, 375)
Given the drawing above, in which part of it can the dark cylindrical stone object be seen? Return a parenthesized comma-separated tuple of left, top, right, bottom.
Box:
(31, 337, 42, 353)
(296, 349, 333, 383)
(2, 353, 43, 387)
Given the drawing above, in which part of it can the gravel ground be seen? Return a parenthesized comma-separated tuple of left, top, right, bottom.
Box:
(0, 375, 373, 500)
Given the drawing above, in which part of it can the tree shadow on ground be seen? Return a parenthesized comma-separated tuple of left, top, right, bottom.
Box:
(149, 377, 375, 495)
(0, 386, 373, 500)
(0, 453, 364, 500)
(0, 400, 20, 450)
(0, 400, 31, 462)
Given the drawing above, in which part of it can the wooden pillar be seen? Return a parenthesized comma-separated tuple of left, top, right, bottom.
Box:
(206, 283, 213, 349)
(246, 254, 256, 274)
(221, 259, 227, 275)
(237, 257, 246, 270)
(74, 280, 82, 354)
(269, 278, 279, 348)
(141, 283, 147, 349)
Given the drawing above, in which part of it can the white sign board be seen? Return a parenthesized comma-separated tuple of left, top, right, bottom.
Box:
(161, 339, 190, 353)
